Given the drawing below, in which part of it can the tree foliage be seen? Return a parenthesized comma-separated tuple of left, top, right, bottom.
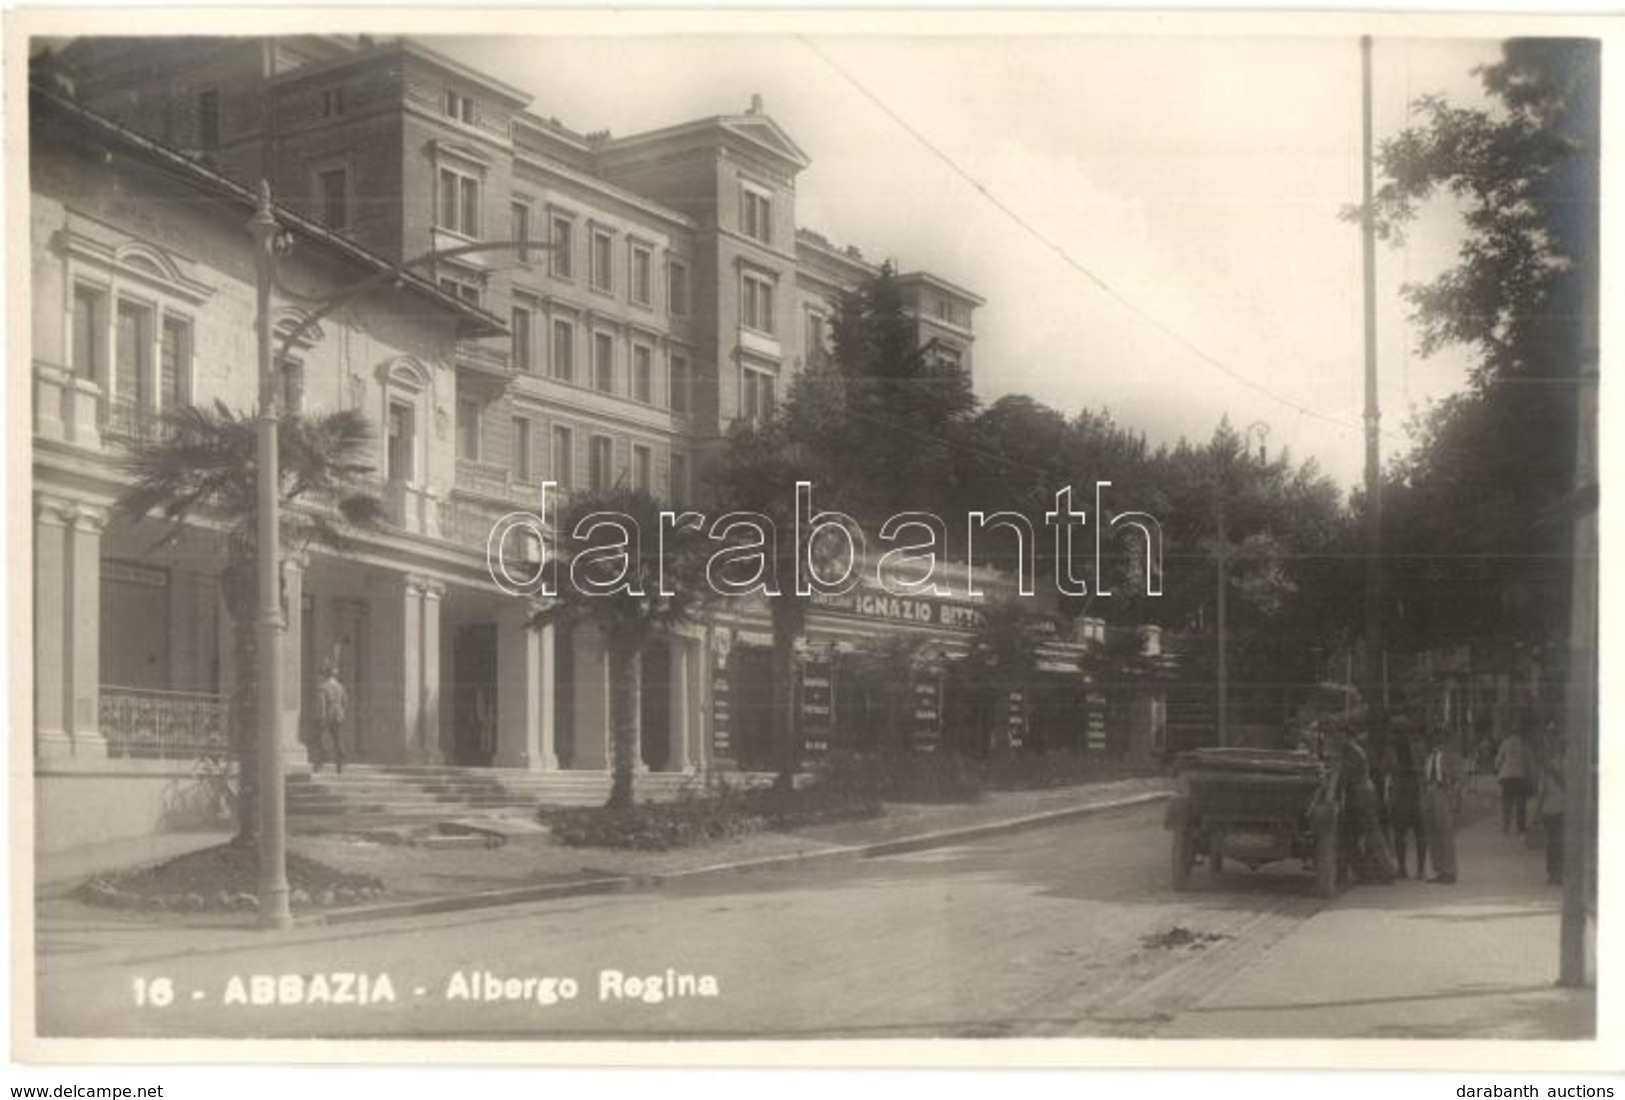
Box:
(117, 404, 386, 840)
(1362, 39, 1599, 654)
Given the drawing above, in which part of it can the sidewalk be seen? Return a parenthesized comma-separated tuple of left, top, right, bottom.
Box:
(1164, 791, 1597, 1040)
(36, 775, 1171, 929)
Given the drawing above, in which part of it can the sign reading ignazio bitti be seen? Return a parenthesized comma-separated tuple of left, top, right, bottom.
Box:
(809, 588, 987, 631)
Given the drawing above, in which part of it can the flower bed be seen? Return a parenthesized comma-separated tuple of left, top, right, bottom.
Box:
(74, 842, 385, 912)
(541, 782, 884, 851)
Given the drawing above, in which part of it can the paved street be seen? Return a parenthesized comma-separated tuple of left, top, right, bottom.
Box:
(38, 802, 1334, 1040)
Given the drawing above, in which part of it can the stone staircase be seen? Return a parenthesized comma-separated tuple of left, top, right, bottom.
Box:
(285, 764, 758, 833)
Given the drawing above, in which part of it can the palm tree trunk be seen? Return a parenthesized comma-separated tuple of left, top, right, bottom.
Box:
(605, 643, 641, 811)
(771, 600, 804, 790)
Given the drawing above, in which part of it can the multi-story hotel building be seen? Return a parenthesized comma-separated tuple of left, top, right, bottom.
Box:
(31, 39, 1127, 851)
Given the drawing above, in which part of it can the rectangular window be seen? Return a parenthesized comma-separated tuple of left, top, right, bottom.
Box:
(72, 285, 104, 380)
(456, 398, 480, 461)
(589, 436, 613, 491)
(280, 360, 304, 418)
(444, 89, 474, 123)
(551, 318, 575, 382)
(198, 90, 219, 150)
(632, 345, 653, 404)
(387, 401, 415, 482)
(670, 452, 689, 507)
(438, 275, 481, 306)
(511, 305, 533, 372)
(321, 87, 345, 118)
(550, 215, 574, 279)
(552, 425, 575, 487)
(668, 260, 689, 317)
(116, 300, 152, 406)
(632, 444, 652, 493)
(805, 309, 827, 361)
(593, 332, 614, 394)
(590, 229, 613, 293)
(670, 354, 689, 416)
(743, 366, 776, 424)
(630, 244, 652, 306)
(318, 167, 348, 231)
(741, 185, 772, 244)
(160, 316, 190, 409)
(438, 167, 480, 236)
(742, 273, 775, 334)
(512, 416, 533, 482)
(511, 201, 531, 261)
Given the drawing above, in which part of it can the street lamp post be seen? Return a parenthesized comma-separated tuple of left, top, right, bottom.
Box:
(244, 185, 556, 929)
(250, 181, 292, 929)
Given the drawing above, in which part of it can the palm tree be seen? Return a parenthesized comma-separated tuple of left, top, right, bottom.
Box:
(117, 403, 386, 842)
(534, 486, 710, 810)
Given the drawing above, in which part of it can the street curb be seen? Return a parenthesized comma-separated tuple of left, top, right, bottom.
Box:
(299, 788, 1171, 928)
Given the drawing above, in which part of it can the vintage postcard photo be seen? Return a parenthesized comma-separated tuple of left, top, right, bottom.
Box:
(5, 8, 1612, 1067)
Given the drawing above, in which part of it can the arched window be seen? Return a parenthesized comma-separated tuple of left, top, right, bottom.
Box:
(378, 357, 433, 485)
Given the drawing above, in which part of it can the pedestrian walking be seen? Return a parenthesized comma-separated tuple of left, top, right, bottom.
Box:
(1537, 740, 1567, 885)
(316, 662, 349, 774)
(1421, 733, 1458, 884)
(1495, 727, 1534, 834)
(1386, 735, 1427, 879)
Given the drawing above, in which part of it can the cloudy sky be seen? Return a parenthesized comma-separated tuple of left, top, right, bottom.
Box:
(435, 31, 1504, 489)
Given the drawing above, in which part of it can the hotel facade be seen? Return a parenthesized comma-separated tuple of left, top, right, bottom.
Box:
(31, 38, 1134, 851)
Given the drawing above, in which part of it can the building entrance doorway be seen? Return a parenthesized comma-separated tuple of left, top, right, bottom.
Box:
(451, 623, 498, 765)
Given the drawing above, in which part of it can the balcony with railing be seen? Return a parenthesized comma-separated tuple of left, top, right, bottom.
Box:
(100, 685, 231, 761)
(100, 396, 173, 447)
(455, 341, 517, 387)
(456, 457, 518, 500)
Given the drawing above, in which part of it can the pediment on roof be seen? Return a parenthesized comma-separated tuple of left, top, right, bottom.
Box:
(720, 116, 810, 169)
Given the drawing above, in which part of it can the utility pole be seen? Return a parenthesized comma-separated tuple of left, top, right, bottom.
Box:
(1557, 42, 1600, 990)
(1359, 35, 1385, 743)
(1215, 497, 1228, 748)
(250, 181, 291, 930)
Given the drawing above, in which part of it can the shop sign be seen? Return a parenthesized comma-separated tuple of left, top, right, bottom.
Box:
(810, 587, 986, 631)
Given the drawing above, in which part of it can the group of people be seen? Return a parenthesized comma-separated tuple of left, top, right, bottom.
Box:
(1368, 722, 1569, 888)
(1371, 730, 1461, 884)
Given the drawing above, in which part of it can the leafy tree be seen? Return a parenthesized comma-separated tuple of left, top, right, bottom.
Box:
(1360, 39, 1599, 658)
(844, 633, 933, 753)
(117, 404, 386, 842)
(828, 261, 978, 522)
(533, 486, 711, 810)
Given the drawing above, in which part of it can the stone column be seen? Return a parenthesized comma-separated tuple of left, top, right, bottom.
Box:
(495, 602, 548, 770)
(665, 634, 695, 773)
(66, 504, 108, 759)
(418, 578, 444, 764)
(569, 624, 611, 771)
(33, 496, 72, 758)
(398, 576, 423, 764)
(281, 554, 310, 769)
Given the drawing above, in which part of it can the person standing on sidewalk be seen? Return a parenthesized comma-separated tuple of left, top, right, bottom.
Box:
(1422, 733, 1458, 884)
(1495, 726, 1534, 835)
(1537, 740, 1567, 885)
(1387, 734, 1428, 879)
